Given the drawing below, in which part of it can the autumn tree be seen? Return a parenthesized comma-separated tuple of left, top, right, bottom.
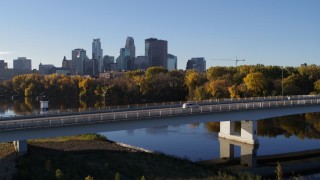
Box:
(243, 72, 268, 96)
(185, 70, 205, 99)
(205, 79, 230, 98)
(314, 79, 320, 93)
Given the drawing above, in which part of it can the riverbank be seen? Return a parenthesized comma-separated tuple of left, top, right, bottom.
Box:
(10, 135, 230, 180)
(3, 135, 320, 179)
(0, 143, 17, 180)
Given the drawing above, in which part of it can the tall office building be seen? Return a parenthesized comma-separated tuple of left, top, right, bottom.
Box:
(13, 57, 32, 70)
(134, 56, 148, 70)
(116, 48, 131, 71)
(102, 55, 116, 71)
(116, 37, 136, 71)
(72, 49, 87, 75)
(125, 37, 135, 58)
(92, 38, 103, 73)
(167, 54, 177, 71)
(0, 60, 8, 69)
(145, 38, 168, 69)
(186, 57, 206, 72)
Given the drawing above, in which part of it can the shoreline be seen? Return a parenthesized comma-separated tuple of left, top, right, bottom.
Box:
(2, 137, 320, 179)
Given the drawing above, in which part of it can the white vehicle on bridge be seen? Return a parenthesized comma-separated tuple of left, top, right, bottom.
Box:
(182, 103, 199, 109)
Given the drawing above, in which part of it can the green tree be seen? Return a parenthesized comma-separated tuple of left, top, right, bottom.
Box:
(55, 169, 64, 180)
(283, 74, 303, 95)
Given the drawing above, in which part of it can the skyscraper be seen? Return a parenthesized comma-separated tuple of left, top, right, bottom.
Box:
(0, 60, 8, 69)
(125, 37, 135, 58)
(13, 57, 32, 70)
(92, 38, 103, 73)
(186, 57, 206, 72)
(116, 48, 131, 71)
(145, 38, 168, 69)
(167, 54, 177, 71)
(72, 49, 87, 75)
(115, 37, 136, 71)
(125, 37, 135, 70)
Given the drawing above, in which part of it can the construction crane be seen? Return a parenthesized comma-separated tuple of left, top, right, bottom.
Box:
(209, 58, 245, 67)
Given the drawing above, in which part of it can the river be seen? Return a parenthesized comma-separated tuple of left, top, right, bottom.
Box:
(1, 98, 320, 162)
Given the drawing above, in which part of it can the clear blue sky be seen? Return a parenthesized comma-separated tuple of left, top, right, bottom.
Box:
(0, 0, 319, 69)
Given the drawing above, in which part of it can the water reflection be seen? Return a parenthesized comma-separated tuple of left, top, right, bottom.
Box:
(204, 113, 320, 139)
(219, 137, 258, 167)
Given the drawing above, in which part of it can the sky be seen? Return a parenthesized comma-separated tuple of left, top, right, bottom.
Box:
(0, 0, 319, 70)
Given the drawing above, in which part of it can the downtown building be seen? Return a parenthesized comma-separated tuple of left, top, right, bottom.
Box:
(167, 54, 177, 71)
(116, 37, 136, 71)
(145, 38, 168, 69)
(92, 38, 103, 74)
(186, 57, 206, 72)
(72, 48, 88, 75)
(13, 57, 32, 70)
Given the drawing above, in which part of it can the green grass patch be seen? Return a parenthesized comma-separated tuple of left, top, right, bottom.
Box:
(29, 134, 107, 143)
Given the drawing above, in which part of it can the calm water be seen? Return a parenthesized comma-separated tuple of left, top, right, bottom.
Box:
(102, 122, 320, 161)
(1, 98, 320, 162)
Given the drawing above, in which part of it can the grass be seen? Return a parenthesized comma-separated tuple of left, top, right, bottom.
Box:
(12, 134, 263, 180)
(28, 134, 107, 143)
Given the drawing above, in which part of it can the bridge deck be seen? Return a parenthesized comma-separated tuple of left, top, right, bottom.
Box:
(1, 97, 320, 132)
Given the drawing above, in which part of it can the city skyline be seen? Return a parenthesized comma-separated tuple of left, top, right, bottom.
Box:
(0, 0, 319, 69)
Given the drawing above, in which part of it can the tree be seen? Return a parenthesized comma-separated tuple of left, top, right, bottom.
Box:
(85, 175, 94, 180)
(115, 172, 121, 180)
(145, 66, 168, 79)
(206, 66, 232, 81)
(314, 79, 320, 93)
(283, 74, 303, 95)
(55, 169, 64, 180)
(205, 79, 230, 98)
(275, 162, 282, 180)
(194, 86, 209, 100)
(243, 73, 268, 96)
(185, 70, 205, 99)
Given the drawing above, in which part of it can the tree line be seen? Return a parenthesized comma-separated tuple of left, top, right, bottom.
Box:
(1, 64, 320, 104)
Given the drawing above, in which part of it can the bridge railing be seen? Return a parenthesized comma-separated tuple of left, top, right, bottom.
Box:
(2, 95, 320, 120)
(1, 98, 320, 131)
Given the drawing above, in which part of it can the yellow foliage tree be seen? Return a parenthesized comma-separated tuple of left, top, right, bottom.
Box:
(243, 73, 267, 96)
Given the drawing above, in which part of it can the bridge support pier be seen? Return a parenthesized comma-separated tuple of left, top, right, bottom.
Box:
(13, 140, 27, 155)
(218, 120, 258, 144)
(219, 138, 258, 167)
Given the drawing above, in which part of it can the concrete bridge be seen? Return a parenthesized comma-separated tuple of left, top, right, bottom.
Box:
(1, 95, 320, 155)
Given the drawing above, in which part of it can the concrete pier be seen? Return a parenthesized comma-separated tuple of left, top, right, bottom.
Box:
(218, 120, 258, 144)
(13, 140, 27, 155)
